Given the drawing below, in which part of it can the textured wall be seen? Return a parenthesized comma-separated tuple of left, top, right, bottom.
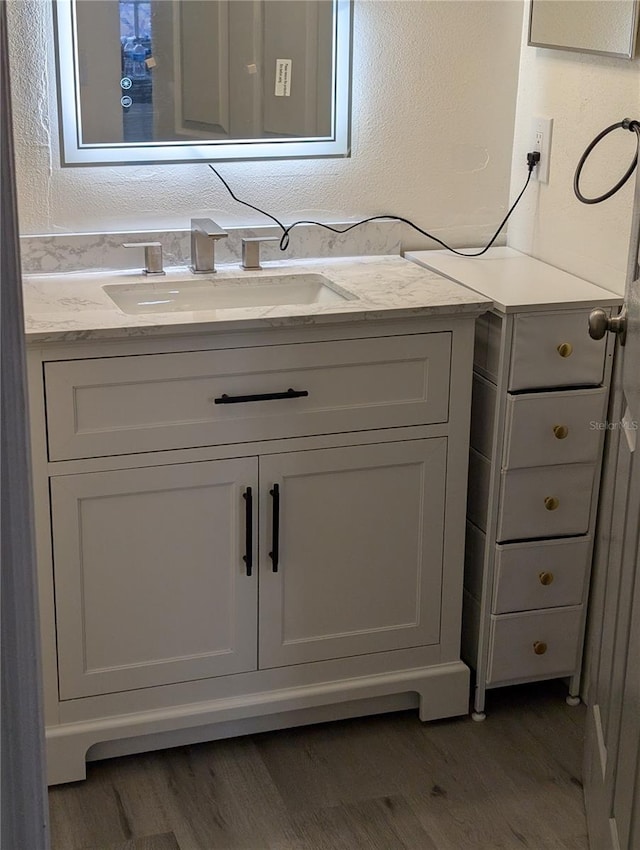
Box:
(7, 0, 523, 244)
(507, 10, 640, 294)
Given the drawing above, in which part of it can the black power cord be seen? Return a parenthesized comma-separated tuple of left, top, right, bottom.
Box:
(207, 151, 539, 257)
(574, 118, 640, 205)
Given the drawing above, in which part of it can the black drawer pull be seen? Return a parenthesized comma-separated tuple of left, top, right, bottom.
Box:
(214, 388, 309, 405)
(269, 483, 280, 572)
(242, 487, 253, 576)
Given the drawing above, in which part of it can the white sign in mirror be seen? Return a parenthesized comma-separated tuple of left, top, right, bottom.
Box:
(53, 0, 352, 166)
(528, 0, 639, 58)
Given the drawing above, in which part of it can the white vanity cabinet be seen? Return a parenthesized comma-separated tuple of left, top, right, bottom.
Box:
(50, 439, 446, 699)
(27, 309, 484, 784)
(406, 247, 623, 717)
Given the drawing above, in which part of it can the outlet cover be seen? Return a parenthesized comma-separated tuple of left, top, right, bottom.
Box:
(532, 116, 553, 183)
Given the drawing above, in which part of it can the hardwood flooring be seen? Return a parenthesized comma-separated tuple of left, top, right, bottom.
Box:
(48, 682, 589, 850)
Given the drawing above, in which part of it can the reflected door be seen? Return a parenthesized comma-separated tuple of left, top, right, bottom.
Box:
(74, 0, 334, 145)
(153, 0, 333, 141)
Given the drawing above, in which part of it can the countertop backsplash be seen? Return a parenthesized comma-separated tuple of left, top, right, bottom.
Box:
(20, 220, 402, 275)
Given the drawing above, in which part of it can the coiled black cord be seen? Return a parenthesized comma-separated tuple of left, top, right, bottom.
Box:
(207, 159, 536, 257)
(574, 118, 640, 204)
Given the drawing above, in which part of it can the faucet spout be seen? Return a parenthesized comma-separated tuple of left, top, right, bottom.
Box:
(190, 218, 228, 274)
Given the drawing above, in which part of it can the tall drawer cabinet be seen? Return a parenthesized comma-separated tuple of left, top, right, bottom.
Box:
(407, 247, 623, 717)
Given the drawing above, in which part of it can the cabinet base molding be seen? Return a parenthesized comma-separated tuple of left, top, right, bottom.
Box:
(45, 661, 470, 785)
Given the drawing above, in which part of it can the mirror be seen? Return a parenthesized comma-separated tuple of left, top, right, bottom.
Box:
(53, 0, 352, 166)
(528, 0, 639, 58)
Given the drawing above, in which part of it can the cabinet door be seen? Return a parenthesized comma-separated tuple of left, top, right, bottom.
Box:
(51, 459, 258, 698)
(259, 440, 446, 668)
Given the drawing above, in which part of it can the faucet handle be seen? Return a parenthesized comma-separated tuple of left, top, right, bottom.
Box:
(242, 236, 280, 270)
(122, 241, 165, 276)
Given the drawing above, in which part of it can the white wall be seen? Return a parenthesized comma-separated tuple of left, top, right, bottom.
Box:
(7, 0, 523, 243)
(508, 8, 640, 294)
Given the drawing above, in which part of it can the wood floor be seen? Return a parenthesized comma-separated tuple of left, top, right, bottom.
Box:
(48, 682, 589, 850)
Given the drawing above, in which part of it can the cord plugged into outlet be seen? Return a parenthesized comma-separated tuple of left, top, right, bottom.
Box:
(527, 150, 541, 171)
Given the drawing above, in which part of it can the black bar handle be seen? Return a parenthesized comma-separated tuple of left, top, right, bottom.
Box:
(269, 483, 280, 572)
(242, 487, 253, 577)
(214, 388, 309, 405)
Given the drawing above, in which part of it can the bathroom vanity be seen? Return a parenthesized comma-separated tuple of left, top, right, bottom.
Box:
(407, 247, 623, 718)
(24, 255, 490, 784)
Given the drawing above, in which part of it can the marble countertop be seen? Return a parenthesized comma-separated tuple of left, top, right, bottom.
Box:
(406, 247, 623, 313)
(23, 255, 492, 343)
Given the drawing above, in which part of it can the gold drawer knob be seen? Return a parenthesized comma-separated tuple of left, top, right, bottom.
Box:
(557, 342, 573, 358)
(539, 571, 555, 586)
(553, 424, 569, 440)
(544, 496, 560, 511)
(533, 641, 548, 655)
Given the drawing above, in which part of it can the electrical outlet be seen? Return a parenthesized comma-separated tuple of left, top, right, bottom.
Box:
(532, 116, 553, 183)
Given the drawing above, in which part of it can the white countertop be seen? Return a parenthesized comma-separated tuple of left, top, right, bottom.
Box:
(23, 255, 492, 344)
(405, 247, 623, 313)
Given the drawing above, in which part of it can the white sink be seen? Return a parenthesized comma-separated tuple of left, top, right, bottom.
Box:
(103, 273, 356, 314)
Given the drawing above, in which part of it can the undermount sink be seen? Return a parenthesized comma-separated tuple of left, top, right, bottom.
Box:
(103, 273, 357, 315)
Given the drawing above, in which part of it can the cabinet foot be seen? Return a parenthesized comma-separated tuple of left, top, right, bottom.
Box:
(566, 695, 581, 707)
(471, 711, 486, 722)
(46, 734, 89, 785)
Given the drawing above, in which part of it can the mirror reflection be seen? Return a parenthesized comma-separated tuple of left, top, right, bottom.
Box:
(54, 0, 352, 164)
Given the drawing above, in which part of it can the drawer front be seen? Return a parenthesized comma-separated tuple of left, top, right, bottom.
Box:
(493, 537, 590, 613)
(497, 463, 595, 542)
(44, 334, 451, 460)
(503, 387, 608, 469)
(509, 311, 606, 391)
(487, 607, 583, 684)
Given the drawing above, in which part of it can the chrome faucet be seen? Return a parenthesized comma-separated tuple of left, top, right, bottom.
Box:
(122, 241, 165, 275)
(190, 218, 228, 274)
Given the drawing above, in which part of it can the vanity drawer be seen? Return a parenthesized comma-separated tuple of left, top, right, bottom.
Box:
(509, 310, 606, 391)
(44, 334, 451, 460)
(493, 536, 590, 613)
(486, 606, 583, 684)
(503, 387, 607, 469)
(497, 463, 595, 542)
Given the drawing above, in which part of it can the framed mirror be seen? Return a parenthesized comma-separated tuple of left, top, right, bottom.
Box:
(53, 0, 352, 166)
(528, 0, 639, 59)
